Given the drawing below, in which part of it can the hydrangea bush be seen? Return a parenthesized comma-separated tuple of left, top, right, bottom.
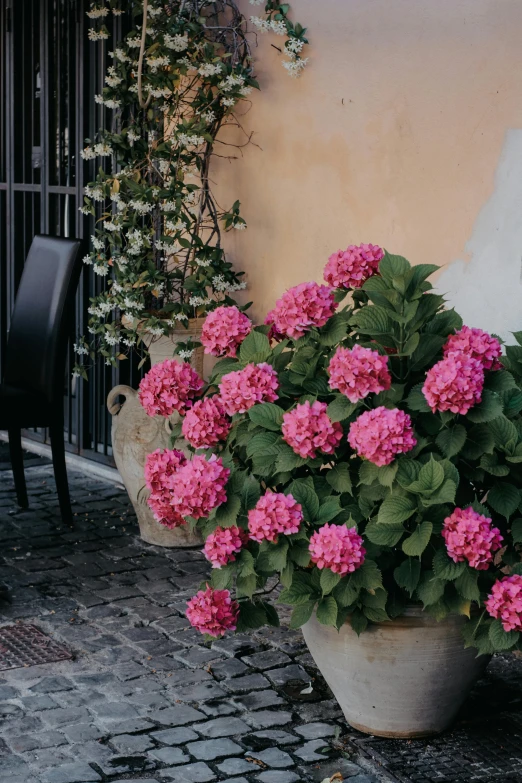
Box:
(140, 245, 522, 653)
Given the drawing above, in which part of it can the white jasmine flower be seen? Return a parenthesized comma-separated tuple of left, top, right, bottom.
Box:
(233, 221, 247, 230)
(123, 297, 142, 311)
(93, 142, 113, 156)
(94, 263, 109, 276)
(146, 326, 165, 337)
(147, 55, 170, 73)
(219, 73, 245, 92)
(105, 67, 123, 87)
(116, 255, 129, 268)
(72, 369, 81, 379)
(91, 235, 104, 250)
(111, 48, 131, 63)
(86, 5, 109, 19)
(250, 16, 271, 33)
(189, 296, 205, 307)
(178, 349, 194, 360)
(198, 63, 222, 77)
(103, 220, 119, 231)
(161, 200, 178, 212)
(129, 200, 154, 215)
(195, 258, 211, 268)
(270, 20, 287, 35)
(128, 129, 140, 145)
(122, 337, 136, 347)
(105, 359, 112, 366)
(200, 109, 216, 123)
(105, 334, 120, 346)
(239, 86, 253, 97)
(282, 57, 309, 77)
(222, 97, 235, 107)
(177, 133, 205, 147)
(286, 38, 304, 54)
(249, 0, 264, 4)
(79, 206, 92, 215)
(164, 33, 189, 52)
(127, 36, 142, 48)
(212, 274, 227, 292)
(84, 185, 105, 201)
(177, 56, 191, 67)
(81, 146, 96, 160)
(147, 5, 162, 17)
(145, 85, 172, 99)
(88, 28, 109, 41)
(112, 8, 123, 15)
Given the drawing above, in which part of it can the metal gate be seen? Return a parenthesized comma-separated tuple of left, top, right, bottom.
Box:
(0, 0, 141, 466)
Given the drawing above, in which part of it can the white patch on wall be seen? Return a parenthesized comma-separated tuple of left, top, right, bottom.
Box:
(436, 129, 522, 342)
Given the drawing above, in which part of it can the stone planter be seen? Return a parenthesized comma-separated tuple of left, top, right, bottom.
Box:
(302, 605, 489, 738)
(107, 385, 202, 548)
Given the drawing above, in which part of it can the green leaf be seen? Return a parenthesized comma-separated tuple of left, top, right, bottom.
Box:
(318, 314, 347, 346)
(289, 542, 312, 567)
(333, 578, 360, 607)
(274, 444, 308, 473)
(289, 600, 316, 629)
(409, 335, 446, 373)
(236, 573, 257, 599)
(363, 606, 390, 623)
(407, 456, 444, 495)
(511, 518, 522, 543)
(462, 424, 495, 459)
(466, 390, 503, 423)
(214, 495, 241, 527)
(432, 548, 466, 580)
(454, 569, 480, 602)
(416, 571, 445, 607)
(239, 329, 271, 364)
(487, 483, 520, 519)
(237, 549, 256, 577)
(402, 520, 433, 556)
(278, 572, 314, 605)
(376, 463, 399, 488)
(365, 520, 404, 546)
(327, 395, 357, 423)
(406, 382, 431, 413)
(315, 496, 342, 524)
(485, 370, 517, 392)
(502, 387, 522, 418)
(349, 609, 368, 635)
(436, 425, 467, 458)
(241, 476, 261, 512)
(420, 479, 457, 507)
(236, 600, 268, 632)
(211, 565, 234, 590)
(208, 357, 240, 384)
(400, 332, 420, 356)
(377, 495, 417, 525)
(320, 569, 341, 596)
(350, 305, 393, 336)
(379, 251, 411, 281)
(394, 559, 421, 596)
(488, 618, 520, 650)
(288, 479, 320, 521)
(248, 403, 284, 432)
(351, 560, 383, 591)
(488, 415, 518, 455)
(326, 464, 353, 494)
(359, 462, 379, 486)
(246, 431, 280, 459)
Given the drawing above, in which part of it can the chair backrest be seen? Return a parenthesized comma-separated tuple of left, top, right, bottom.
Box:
(3, 235, 83, 403)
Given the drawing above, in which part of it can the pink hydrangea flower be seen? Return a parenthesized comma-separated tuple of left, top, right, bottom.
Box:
(169, 454, 229, 520)
(324, 243, 384, 289)
(144, 449, 187, 528)
(181, 397, 231, 449)
(309, 523, 366, 576)
(442, 507, 503, 570)
(422, 354, 484, 415)
(144, 448, 187, 493)
(282, 401, 343, 459)
(348, 406, 416, 466)
(328, 345, 392, 402)
(138, 359, 203, 417)
(219, 363, 279, 415)
(200, 305, 252, 357)
(269, 282, 336, 340)
(443, 326, 502, 371)
(264, 309, 285, 342)
(203, 526, 248, 568)
(186, 585, 239, 637)
(248, 492, 303, 543)
(485, 575, 522, 633)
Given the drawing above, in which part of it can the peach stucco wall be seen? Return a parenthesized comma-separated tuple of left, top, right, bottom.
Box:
(215, 0, 522, 339)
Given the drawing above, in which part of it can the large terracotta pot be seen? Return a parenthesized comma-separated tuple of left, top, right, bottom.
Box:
(302, 606, 489, 738)
(107, 385, 202, 548)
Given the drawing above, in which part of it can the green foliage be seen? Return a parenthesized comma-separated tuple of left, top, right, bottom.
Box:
(182, 251, 522, 655)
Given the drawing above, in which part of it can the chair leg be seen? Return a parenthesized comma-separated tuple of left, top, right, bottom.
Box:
(8, 428, 28, 509)
(49, 420, 73, 525)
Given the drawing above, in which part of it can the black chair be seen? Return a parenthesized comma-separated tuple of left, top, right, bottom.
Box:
(0, 235, 83, 524)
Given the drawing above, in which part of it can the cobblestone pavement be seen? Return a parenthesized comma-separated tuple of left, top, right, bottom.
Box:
(0, 445, 379, 783)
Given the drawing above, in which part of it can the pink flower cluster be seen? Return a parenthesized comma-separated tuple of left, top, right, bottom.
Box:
(268, 282, 336, 340)
(144, 449, 187, 529)
(422, 354, 484, 415)
(138, 359, 203, 417)
(248, 492, 303, 543)
(348, 406, 416, 466)
(181, 397, 231, 449)
(309, 523, 366, 576)
(485, 575, 522, 633)
(186, 585, 239, 637)
(200, 305, 252, 358)
(168, 454, 229, 520)
(324, 243, 384, 289)
(443, 325, 502, 371)
(219, 363, 279, 415)
(282, 401, 343, 459)
(442, 507, 503, 570)
(328, 345, 392, 402)
(203, 526, 248, 568)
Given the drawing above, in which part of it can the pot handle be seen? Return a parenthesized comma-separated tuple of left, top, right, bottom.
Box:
(107, 385, 137, 415)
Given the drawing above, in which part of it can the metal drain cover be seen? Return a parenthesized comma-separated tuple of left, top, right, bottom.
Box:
(354, 715, 522, 783)
(0, 624, 72, 670)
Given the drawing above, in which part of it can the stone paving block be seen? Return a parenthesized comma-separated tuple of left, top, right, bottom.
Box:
(196, 716, 250, 738)
(242, 710, 294, 729)
(294, 739, 331, 762)
(199, 700, 239, 718)
(294, 722, 338, 739)
(91, 700, 141, 721)
(246, 747, 294, 768)
(264, 665, 309, 686)
(233, 690, 285, 711)
(41, 762, 101, 783)
(305, 758, 367, 781)
(62, 723, 105, 742)
(41, 706, 92, 727)
(0, 685, 20, 699)
(241, 651, 292, 671)
(173, 647, 223, 669)
(8, 730, 66, 753)
(217, 757, 259, 775)
(225, 673, 270, 693)
(99, 717, 154, 734)
(186, 738, 244, 760)
(209, 658, 249, 680)
(160, 762, 216, 782)
(151, 726, 199, 744)
(246, 729, 297, 747)
(110, 732, 154, 753)
(256, 773, 301, 783)
(171, 681, 227, 702)
(20, 695, 58, 711)
(150, 705, 206, 725)
(211, 636, 260, 658)
(30, 676, 73, 693)
(149, 746, 190, 765)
